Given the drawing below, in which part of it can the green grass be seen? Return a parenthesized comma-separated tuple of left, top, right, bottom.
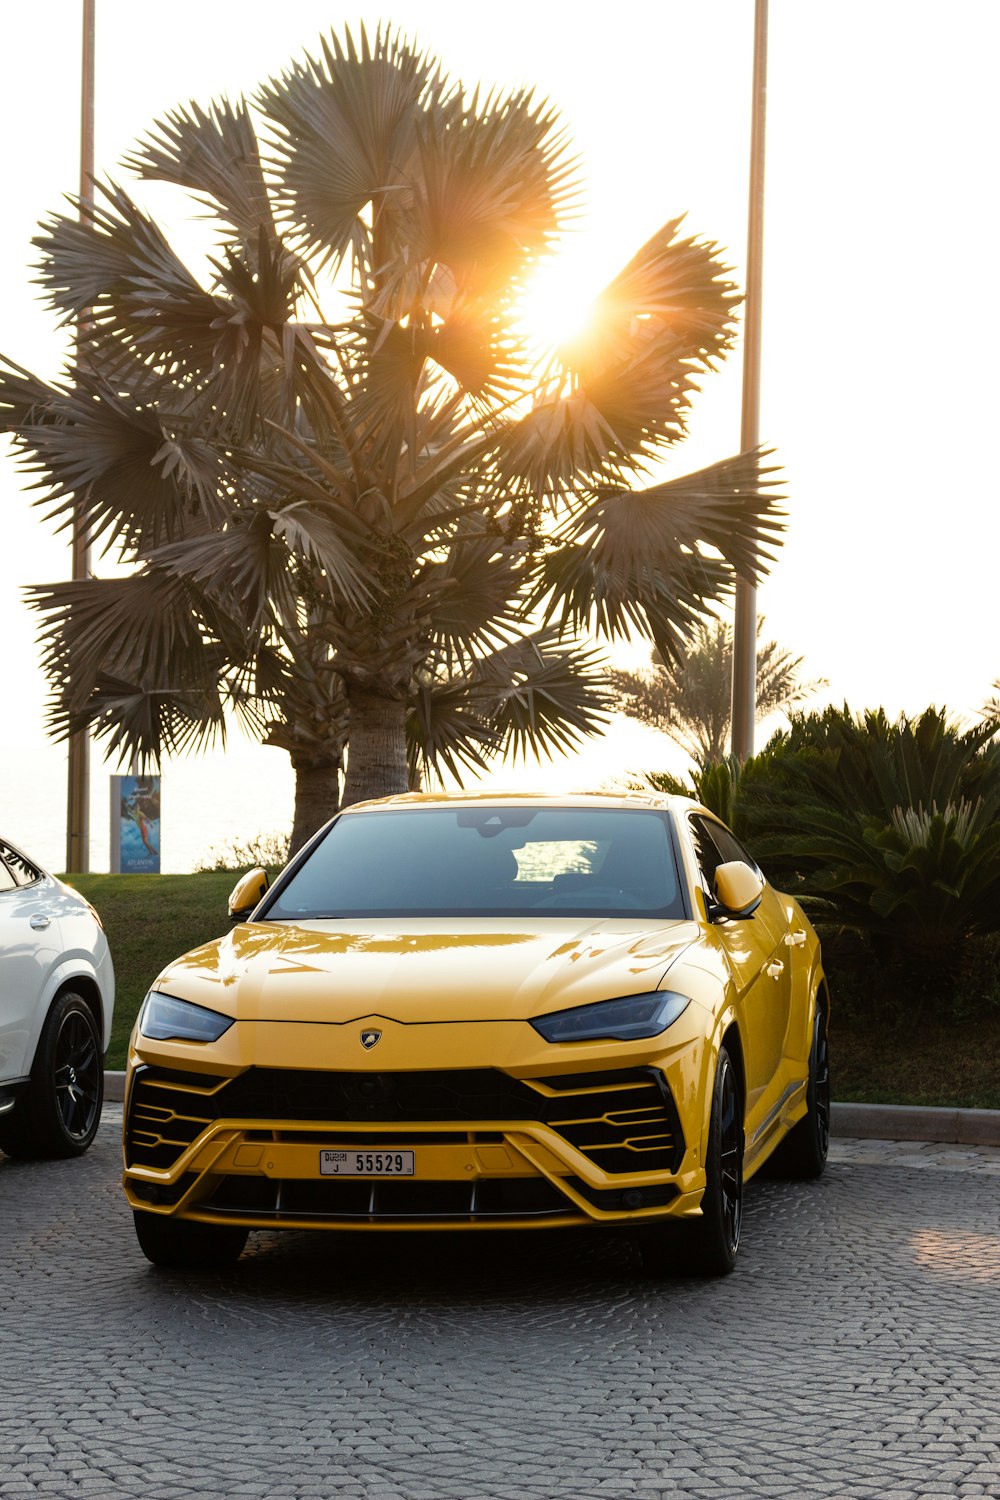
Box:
(833, 1015, 1000, 1111)
(62, 872, 236, 1067)
(64, 873, 1000, 1103)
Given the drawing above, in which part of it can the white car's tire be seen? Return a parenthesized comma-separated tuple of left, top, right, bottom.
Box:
(0, 991, 104, 1159)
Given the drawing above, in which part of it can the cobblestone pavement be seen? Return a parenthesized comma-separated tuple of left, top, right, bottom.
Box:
(3, 1111, 999, 1500)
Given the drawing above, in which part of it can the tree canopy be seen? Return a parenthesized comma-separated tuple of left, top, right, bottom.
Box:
(611, 616, 823, 766)
(0, 25, 785, 846)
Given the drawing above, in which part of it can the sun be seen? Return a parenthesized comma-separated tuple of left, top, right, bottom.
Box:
(515, 251, 604, 360)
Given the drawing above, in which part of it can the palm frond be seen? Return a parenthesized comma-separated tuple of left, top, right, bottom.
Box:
(34, 181, 222, 334)
(11, 374, 229, 553)
(35, 186, 313, 440)
(530, 450, 784, 657)
(419, 528, 527, 669)
(27, 572, 221, 707)
(125, 95, 275, 241)
(148, 511, 299, 636)
(468, 631, 612, 762)
(497, 219, 741, 493)
(567, 217, 739, 381)
(406, 680, 497, 785)
(374, 83, 578, 317)
(258, 24, 438, 270)
(0, 355, 60, 429)
(65, 674, 227, 767)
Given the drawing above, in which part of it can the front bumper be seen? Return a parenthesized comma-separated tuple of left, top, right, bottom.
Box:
(122, 1052, 708, 1232)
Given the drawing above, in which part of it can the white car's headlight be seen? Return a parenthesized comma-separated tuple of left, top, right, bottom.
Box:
(530, 991, 690, 1044)
(139, 991, 234, 1043)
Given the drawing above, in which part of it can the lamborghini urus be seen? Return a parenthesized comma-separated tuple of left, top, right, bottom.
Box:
(123, 793, 830, 1275)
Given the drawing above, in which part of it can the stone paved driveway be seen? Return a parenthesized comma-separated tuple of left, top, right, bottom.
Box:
(2, 1111, 999, 1500)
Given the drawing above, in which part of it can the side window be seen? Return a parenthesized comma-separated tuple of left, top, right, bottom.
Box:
(689, 816, 762, 896)
(705, 820, 762, 877)
(0, 844, 19, 894)
(1, 841, 41, 889)
(688, 816, 722, 889)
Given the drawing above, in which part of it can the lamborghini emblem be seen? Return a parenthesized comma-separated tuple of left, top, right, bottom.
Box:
(360, 1030, 382, 1050)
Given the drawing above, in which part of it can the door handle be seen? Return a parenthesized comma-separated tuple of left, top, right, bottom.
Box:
(766, 960, 784, 980)
(784, 929, 807, 947)
(29, 914, 52, 930)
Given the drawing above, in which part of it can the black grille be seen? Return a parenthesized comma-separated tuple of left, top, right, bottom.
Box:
(221, 1067, 548, 1122)
(201, 1174, 572, 1223)
(126, 1071, 219, 1170)
(126, 1064, 684, 1177)
(534, 1070, 684, 1174)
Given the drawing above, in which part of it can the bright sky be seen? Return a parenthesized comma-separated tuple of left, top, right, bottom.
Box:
(1, 1, 997, 872)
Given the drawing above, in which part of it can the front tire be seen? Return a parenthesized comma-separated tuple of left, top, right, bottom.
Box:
(640, 1044, 744, 1278)
(0, 991, 104, 1159)
(133, 1211, 249, 1270)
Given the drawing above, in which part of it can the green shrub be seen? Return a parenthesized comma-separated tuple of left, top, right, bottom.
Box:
(645, 706, 1000, 1009)
(742, 706, 1000, 1003)
(193, 831, 291, 874)
(644, 755, 756, 835)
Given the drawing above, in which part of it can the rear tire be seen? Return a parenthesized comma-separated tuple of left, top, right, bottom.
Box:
(0, 991, 103, 1159)
(769, 1006, 830, 1180)
(640, 1044, 744, 1278)
(133, 1210, 249, 1270)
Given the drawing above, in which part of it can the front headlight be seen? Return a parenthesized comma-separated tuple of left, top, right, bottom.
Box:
(530, 990, 690, 1044)
(139, 991, 234, 1043)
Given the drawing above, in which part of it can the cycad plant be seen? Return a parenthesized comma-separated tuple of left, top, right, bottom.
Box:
(742, 706, 1000, 995)
(1, 27, 784, 847)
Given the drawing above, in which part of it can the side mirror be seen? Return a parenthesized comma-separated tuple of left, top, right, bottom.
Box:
(713, 860, 764, 919)
(228, 867, 269, 924)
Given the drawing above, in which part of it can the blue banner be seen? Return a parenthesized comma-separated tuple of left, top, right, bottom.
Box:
(111, 775, 161, 874)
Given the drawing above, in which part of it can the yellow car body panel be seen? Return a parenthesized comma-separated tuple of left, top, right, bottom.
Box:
(123, 793, 829, 1256)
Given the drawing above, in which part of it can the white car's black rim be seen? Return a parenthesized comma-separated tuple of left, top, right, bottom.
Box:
(718, 1057, 743, 1253)
(54, 1009, 101, 1142)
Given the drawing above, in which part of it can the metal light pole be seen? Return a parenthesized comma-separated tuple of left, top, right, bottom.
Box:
(66, 0, 95, 872)
(730, 0, 769, 762)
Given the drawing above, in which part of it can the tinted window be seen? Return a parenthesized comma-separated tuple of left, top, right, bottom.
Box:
(266, 807, 688, 920)
(0, 840, 39, 892)
(689, 815, 762, 888)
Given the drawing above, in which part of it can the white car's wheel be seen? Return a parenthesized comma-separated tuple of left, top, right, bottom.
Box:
(0, 991, 104, 1159)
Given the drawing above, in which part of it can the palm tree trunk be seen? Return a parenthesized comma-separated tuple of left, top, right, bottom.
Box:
(341, 688, 409, 807)
(290, 759, 342, 855)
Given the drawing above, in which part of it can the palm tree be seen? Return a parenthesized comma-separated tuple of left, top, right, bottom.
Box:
(610, 616, 824, 765)
(1, 26, 784, 839)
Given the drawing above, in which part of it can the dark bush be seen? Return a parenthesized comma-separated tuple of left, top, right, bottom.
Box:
(648, 705, 1000, 1009)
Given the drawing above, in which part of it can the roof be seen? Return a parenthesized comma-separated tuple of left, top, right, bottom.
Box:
(342, 789, 699, 815)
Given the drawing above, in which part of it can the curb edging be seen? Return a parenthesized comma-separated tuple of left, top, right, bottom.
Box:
(830, 1100, 1000, 1147)
(102, 1073, 1000, 1147)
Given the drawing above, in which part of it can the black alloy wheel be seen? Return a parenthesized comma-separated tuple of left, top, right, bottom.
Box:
(771, 1006, 830, 1179)
(639, 1044, 744, 1278)
(700, 1045, 744, 1273)
(0, 991, 104, 1159)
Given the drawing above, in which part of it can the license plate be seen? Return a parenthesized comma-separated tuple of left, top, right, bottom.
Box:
(320, 1149, 415, 1177)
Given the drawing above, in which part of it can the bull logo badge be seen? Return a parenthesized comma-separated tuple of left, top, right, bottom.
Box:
(360, 1030, 382, 1050)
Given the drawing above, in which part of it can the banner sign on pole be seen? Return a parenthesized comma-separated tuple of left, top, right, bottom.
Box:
(110, 775, 161, 874)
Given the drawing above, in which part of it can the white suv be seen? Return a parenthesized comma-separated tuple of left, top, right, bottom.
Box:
(0, 836, 115, 1158)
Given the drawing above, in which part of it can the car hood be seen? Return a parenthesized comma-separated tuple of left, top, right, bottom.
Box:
(153, 917, 701, 1025)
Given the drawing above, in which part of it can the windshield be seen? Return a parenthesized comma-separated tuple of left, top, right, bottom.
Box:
(265, 806, 687, 920)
